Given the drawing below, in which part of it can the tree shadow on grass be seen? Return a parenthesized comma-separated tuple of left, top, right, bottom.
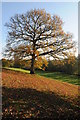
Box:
(2, 87, 80, 119)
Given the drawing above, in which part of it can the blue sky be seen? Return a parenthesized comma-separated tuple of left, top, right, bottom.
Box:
(2, 2, 78, 58)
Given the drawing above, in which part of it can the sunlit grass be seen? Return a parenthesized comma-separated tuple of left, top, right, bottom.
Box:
(4, 67, 30, 74)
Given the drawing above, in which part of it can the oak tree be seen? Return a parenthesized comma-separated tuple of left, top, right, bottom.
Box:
(5, 9, 76, 74)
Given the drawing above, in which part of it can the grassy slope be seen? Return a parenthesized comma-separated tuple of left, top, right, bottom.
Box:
(4, 67, 79, 85)
(2, 69, 80, 119)
(36, 70, 80, 85)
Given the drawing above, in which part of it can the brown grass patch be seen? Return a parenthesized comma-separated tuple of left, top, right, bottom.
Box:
(2, 69, 79, 98)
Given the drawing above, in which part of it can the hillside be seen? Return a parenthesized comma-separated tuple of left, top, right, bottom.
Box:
(2, 69, 80, 119)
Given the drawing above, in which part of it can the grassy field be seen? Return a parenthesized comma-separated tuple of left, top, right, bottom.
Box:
(36, 70, 80, 85)
(4, 67, 80, 85)
(2, 69, 80, 119)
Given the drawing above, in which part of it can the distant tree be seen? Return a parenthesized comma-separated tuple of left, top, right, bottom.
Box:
(2, 58, 9, 67)
(62, 55, 77, 74)
(46, 55, 77, 75)
(19, 60, 31, 70)
(5, 9, 76, 74)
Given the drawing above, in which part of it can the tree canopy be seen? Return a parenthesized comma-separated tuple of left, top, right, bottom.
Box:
(5, 9, 76, 74)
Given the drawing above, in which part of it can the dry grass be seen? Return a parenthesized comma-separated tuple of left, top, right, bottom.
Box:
(2, 69, 80, 119)
(2, 69, 79, 98)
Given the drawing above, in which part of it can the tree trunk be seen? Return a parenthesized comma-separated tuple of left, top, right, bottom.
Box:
(30, 55, 35, 74)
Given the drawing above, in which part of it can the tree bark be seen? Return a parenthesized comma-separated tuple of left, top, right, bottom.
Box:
(30, 54, 35, 74)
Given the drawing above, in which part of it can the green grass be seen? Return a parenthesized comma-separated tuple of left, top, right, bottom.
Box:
(4, 67, 30, 74)
(36, 70, 80, 85)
